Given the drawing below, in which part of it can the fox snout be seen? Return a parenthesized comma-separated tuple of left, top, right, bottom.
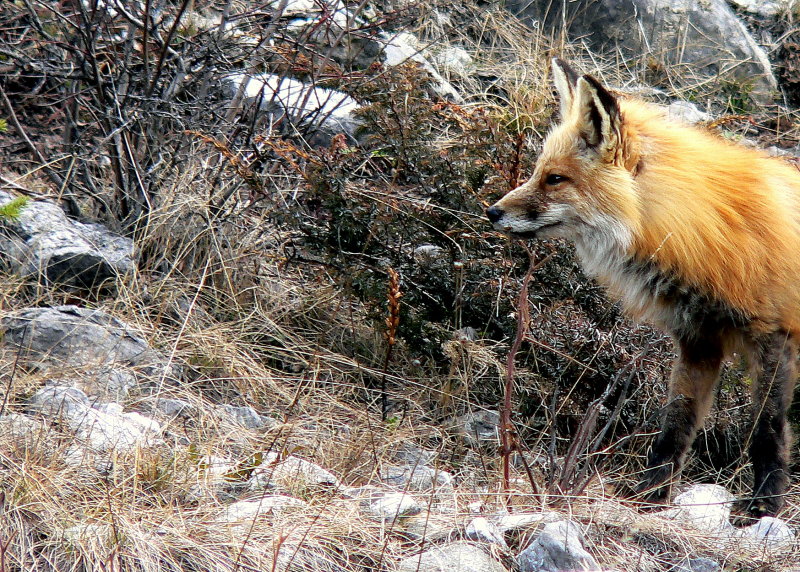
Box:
(486, 205, 504, 224)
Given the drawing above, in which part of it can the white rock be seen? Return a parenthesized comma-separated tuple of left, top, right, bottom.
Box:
(518, 521, 600, 572)
(465, 517, 508, 549)
(662, 484, 734, 534)
(432, 46, 475, 79)
(735, 516, 795, 550)
(366, 491, 422, 522)
(728, 0, 788, 17)
(666, 101, 710, 124)
(248, 452, 339, 490)
(224, 73, 360, 143)
(381, 32, 463, 102)
(218, 495, 308, 522)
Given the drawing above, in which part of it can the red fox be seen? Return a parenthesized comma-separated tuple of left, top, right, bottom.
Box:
(487, 59, 800, 518)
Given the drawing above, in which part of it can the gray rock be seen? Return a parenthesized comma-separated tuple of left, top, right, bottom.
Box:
(0, 191, 133, 289)
(505, 0, 777, 104)
(1, 306, 175, 379)
(362, 491, 422, 522)
(466, 517, 508, 549)
(217, 404, 276, 430)
(453, 409, 500, 446)
(397, 541, 508, 572)
(380, 464, 454, 492)
(518, 521, 600, 572)
(27, 385, 91, 418)
(27, 385, 161, 457)
(672, 557, 721, 572)
(400, 511, 460, 542)
(495, 511, 563, 533)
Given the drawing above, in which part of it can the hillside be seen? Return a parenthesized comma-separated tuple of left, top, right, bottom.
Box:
(1, 0, 800, 570)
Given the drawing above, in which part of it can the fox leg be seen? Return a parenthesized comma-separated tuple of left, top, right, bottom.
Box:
(738, 331, 797, 518)
(637, 334, 723, 501)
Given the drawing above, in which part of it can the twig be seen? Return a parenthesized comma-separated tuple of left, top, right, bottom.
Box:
(501, 245, 553, 504)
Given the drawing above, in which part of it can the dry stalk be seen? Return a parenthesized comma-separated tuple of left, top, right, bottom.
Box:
(501, 245, 553, 503)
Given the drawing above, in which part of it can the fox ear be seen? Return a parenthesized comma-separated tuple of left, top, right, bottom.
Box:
(575, 74, 620, 154)
(552, 58, 579, 119)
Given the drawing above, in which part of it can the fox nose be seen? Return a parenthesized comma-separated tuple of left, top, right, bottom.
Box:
(486, 205, 504, 223)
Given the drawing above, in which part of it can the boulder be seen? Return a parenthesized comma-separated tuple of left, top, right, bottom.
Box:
(0, 191, 133, 290)
(1, 305, 175, 380)
(504, 0, 777, 104)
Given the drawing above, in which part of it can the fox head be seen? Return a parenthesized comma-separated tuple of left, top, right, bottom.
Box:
(486, 59, 641, 250)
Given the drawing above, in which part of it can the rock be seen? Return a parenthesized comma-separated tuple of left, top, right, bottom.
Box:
(380, 464, 454, 492)
(518, 520, 600, 572)
(672, 557, 722, 572)
(735, 516, 795, 549)
(729, 0, 789, 18)
(28, 385, 161, 456)
(0, 413, 49, 453)
(505, 0, 777, 104)
(248, 452, 340, 490)
(0, 191, 134, 290)
(452, 409, 500, 446)
(381, 32, 463, 102)
(1, 306, 175, 379)
(495, 511, 563, 533)
(216, 404, 276, 430)
(27, 385, 91, 418)
(666, 101, 711, 124)
(465, 517, 508, 549)
(139, 397, 198, 421)
(362, 491, 422, 522)
(396, 541, 508, 572)
(431, 46, 475, 80)
(662, 484, 734, 534)
(413, 244, 448, 267)
(400, 511, 460, 542)
(218, 495, 308, 522)
(223, 72, 361, 146)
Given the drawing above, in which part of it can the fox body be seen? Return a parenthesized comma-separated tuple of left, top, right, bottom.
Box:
(487, 59, 800, 517)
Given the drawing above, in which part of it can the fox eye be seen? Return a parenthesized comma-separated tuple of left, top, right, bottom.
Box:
(545, 174, 569, 186)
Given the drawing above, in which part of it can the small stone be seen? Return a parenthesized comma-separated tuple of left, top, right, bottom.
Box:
(518, 521, 600, 572)
(364, 491, 422, 522)
(218, 496, 307, 522)
(380, 464, 454, 493)
(662, 484, 734, 534)
(736, 516, 795, 549)
(453, 410, 500, 446)
(672, 557, 722, 572)
(248, 452, 339, 490)
(465, 517, 508, 549)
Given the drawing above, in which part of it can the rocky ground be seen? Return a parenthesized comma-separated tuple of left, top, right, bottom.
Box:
(2, 0, 800, 570)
